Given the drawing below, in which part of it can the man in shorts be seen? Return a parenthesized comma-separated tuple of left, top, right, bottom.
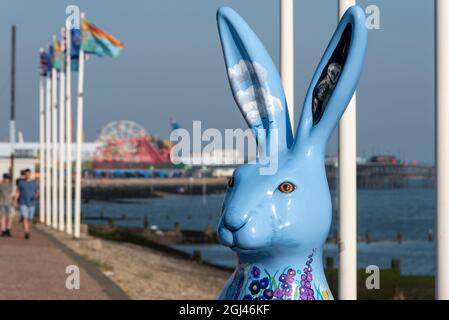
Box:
(0, 174, 13, 237)
(15, 169, 39, 240)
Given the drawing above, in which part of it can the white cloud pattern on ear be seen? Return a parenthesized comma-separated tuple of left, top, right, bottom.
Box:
(228, 60, 282, 127)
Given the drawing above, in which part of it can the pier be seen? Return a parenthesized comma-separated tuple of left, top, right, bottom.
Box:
(78, 163, 435, 200)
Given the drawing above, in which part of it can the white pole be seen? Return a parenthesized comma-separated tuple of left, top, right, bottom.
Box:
(39, 48, 45, 224)
(58, 28, 66, 232)
(436, 0, 449, 300)
(51, 35, 58, 229)
(74, 13, 86, 239)
(280, 0, 295, 132)
(66, 27, 73, 235)
(45, 67, 51, 226)
(338, 0, 357, 300)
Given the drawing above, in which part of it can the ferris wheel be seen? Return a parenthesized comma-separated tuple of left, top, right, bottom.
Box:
(96, 120, 148, 144)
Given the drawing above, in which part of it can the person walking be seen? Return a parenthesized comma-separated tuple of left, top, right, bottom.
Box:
(0, 174, 13, 237)
(15, 169, 39, 240)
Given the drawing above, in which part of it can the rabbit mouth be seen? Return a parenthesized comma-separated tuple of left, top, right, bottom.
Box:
(218, 223, 267, 252)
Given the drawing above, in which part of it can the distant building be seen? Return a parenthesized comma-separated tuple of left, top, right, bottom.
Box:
(0, 142, 101, 162)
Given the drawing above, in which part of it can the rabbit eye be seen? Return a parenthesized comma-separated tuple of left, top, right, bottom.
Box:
(228, 176, 234, 188)
(278, 182, 295, 193)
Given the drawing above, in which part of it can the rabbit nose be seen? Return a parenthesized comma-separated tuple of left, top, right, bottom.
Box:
(223, 206, 249, 232)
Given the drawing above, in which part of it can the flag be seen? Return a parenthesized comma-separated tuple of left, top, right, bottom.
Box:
(40, 51, 50, 76)
(80, 17, 124, 57)
(47, 46, 53, 71)
(71, 28, 81, 72)
(52, 38, 63, 70)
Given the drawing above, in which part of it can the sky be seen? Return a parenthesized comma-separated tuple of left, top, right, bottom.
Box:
(0, 0, 435, 163)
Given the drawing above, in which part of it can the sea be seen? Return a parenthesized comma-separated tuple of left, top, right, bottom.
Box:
(81, 187, 435, 275)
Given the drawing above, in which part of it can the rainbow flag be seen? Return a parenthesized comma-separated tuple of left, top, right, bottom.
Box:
(52, 38, 63, 70)
(80, 18, 124, 57)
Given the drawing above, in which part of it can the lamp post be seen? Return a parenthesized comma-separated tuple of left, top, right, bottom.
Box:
(280, 0, 295, 132)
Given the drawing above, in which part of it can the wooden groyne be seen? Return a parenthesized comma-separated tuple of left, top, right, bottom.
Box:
(81, 177, 227, 200)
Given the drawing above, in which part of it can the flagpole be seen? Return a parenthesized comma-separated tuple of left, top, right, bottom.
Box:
(280, 0, 295, 132)
(338, 0, 357, 300)
(58, 28, 66, 232)
(39, 48, 46, 223)
(74, 12, 86, 239)
(65, 26, 73, 235)
(51, 35, 58, 229)
(10, 26, 16, 192)
(45, 57, 52, 226)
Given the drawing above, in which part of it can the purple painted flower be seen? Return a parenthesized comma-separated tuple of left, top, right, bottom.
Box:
(279, 274, 288, 282)
(286, 276, 294, 283)
(260, 277, 269, 289)
(306, 273, 313, 281)
(280, 281, 290, 290)
(251, 266, 261, 278)
(301, 274, 306, 280)
(263, 289, 274, 300)
(284, 285, 293, 297)
(300, 293, 308, 300)
(274, 288, 284, 298)
(249, 280, 261, 295)
(287, 268, 296, 277)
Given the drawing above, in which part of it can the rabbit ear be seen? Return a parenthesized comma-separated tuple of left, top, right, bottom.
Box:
(217, 7, 293, 152)
(293, 6, 367, 153)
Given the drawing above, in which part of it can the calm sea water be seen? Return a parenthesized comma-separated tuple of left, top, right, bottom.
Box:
(81, 188, 436, 275)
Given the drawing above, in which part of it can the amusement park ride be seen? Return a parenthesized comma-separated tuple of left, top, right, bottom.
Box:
(92, 120, 171, 167)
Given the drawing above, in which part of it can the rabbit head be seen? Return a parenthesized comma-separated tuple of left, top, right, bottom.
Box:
(216, 6, 367, 255)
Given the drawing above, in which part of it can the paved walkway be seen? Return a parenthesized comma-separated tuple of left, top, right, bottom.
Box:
(0, 220, 126, 299)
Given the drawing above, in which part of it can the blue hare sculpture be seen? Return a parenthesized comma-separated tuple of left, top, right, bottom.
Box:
(216, 6, 367, 300)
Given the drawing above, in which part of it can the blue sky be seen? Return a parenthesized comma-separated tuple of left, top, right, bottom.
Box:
(0, 0, 435, 163)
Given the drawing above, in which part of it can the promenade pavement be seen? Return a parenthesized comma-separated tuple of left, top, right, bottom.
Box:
(0, 220, 125, 299)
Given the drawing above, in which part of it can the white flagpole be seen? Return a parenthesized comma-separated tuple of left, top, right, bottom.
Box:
(45, 59, 52, 226)
(58, 28, 66, 232)
(436, 0, 449, 300)
(280, 0, 295, 132)
(65, 26, 73, 235)
(51, 35, 58, 229)
(338, 0, 357, 300)
(39, 48, 45, 224)
(74, 12, 86, 238)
